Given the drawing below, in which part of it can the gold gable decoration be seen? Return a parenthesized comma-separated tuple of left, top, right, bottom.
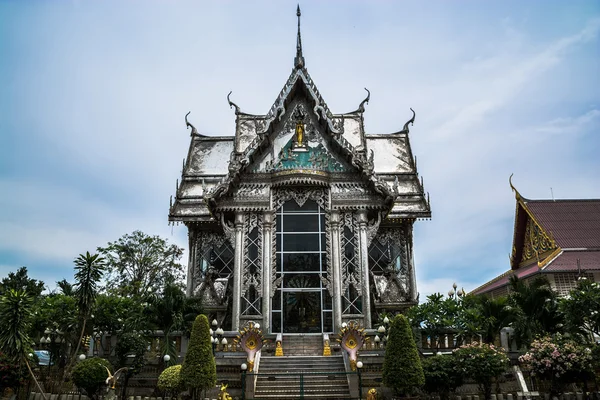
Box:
(521, 217, 557, 266)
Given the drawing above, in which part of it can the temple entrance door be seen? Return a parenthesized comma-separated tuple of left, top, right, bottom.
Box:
(282, 289, 322, 333)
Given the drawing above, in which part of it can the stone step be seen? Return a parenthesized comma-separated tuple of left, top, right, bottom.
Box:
(255, 353, 350, 399)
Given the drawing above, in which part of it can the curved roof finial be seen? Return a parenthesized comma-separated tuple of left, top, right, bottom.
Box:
(509, 173, 522, 200)
(185, 111, 198, 136)
(402, 108, 416, 132)
(356, 88, 370, 113)
(227, 91, 240, 114)
(294, 5, 305, 69)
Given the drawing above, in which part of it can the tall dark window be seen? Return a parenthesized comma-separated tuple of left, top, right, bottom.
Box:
(271, 200, 332, 333)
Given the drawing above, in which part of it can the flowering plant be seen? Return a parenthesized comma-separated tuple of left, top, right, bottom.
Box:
(453, 342, 509, 400)
(519, 335, 593, 394)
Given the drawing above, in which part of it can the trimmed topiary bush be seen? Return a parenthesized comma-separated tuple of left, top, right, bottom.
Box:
(383, 314, 425, 396)
(71, 357, 112, 400)
(180, 315, 216, 400)
(422, 355, 463, 400)
(158, 364, 184, 397)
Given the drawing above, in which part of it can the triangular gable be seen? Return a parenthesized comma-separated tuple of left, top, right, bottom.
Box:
(206, 66, 394, 209)
(509, 177, 561, 269)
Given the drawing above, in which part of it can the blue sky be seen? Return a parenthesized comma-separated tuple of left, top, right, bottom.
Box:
(1, 1, 599, 297)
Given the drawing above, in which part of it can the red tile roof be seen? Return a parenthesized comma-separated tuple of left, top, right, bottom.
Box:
(543, 250, 600, 272)
(526, 199, 600, 249)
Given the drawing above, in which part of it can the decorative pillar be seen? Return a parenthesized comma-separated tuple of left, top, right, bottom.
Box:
(262, 211, 274, 332)
(406, 221, 418, 302)
(232, 212, 245, 331)
(356, 210, 372, 328)
(186, 229, 197, 297)
(329, 211, 343, 330)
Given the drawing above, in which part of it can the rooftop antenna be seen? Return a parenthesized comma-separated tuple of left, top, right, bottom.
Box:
(550, 187, 555, 201)
(294, 5, 305, 69)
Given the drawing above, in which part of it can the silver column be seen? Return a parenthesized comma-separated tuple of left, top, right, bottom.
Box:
(356, 210, 372, 328)
(231, 212, 245, 331)
(262, 211, 274, 332)
(186, 229, 196, 297)
(407, 221, 418, 302)
(329, 211, 343, 330)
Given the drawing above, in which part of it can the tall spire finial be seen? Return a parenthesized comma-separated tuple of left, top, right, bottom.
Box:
(294, 4, 305, 69)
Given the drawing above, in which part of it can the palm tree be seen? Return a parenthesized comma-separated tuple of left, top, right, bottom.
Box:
(477, 296, 511, 344)
(72, 252, 106, 364)
(508, 276, 562, 348)
(0, 289, 47, 399)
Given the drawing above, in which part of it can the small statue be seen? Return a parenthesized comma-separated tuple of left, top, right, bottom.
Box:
(367, 388, 378, 400)
(104, 367, 128, 400)
(218, 383, 232, 400)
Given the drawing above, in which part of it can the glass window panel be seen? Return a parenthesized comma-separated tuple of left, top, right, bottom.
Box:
(323, 311, 333, 333)
(283, 274, 321, 289)
(271, 311, 282, 333)
(272, 289, 281, 311)
(282, 234, 320, 252)
(281, 253, 321, 272)
(322, 289, 332, 310)
(320, 215, 325, 231)
(283, 200, 319, 213)
(283, 214, 320, 232)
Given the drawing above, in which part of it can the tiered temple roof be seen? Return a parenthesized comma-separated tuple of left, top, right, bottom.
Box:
(472, 178, 600, 295)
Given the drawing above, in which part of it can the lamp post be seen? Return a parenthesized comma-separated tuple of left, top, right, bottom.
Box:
(448, 282, 465, 303)
(241, 363, 248, 400)
(211, 319, 225, 353)
(357, 361, 364, 399)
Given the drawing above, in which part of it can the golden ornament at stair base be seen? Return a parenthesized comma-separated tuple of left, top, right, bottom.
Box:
(367, 388, 378, 400)
(275, 341, 284, 357)
(323, 340, 331, 356)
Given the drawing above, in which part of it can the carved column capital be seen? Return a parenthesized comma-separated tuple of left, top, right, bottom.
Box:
(329, 210, 341, 228)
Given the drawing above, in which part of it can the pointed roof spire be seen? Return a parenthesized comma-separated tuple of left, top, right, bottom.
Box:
(294, 4, 305, 69)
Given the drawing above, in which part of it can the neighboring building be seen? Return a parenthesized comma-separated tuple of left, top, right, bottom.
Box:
(168, 9, 431, 334)
(472, 178, 600, 297)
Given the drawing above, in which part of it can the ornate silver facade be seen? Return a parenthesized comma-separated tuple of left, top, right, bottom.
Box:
(169, 9, 431, 332)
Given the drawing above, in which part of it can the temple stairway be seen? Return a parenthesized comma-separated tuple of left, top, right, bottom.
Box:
(254, 354, 350, 399)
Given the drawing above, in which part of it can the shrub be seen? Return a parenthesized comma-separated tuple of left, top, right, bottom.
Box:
(0, 351, 27, 396)
(158, 365, 183, 396)
(383, 314, 425, 396)
(422, 355, 463, 400)
(180, 315, 216, 400)
(71, 357, 112, 400)
(453, 342, 508, 400)
(519, 335, 594, 396)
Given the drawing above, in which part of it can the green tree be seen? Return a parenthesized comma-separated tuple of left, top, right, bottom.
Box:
(98, 231, 185, 299)
(560, 279, 600, 342)
(145, 280, 203, 364)
(422, 355, 463, 400)
(0, 267, 45, 297)
(55, 279, 74, 296)
(474, 295, 511, 344)
(508, 276, 562, 348)
(453, 343, 509, 400)
(71, 357, 112, 400)
(180, 315, 216, 400)
(383, 314, 425, 396)
(0, 289, 46, 399)
(114, 332, 147, 399)
(72, 252, 106, 364)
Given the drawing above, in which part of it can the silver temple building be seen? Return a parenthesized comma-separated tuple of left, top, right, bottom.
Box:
(169, 8, 431, 335)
